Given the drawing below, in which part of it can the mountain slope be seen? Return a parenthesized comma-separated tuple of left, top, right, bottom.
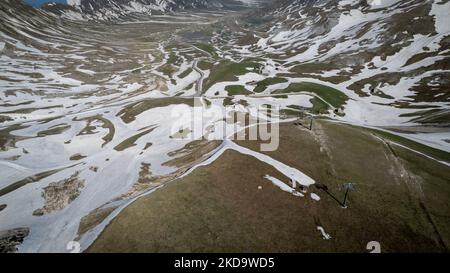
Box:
(250, 0, 449, 124)
(44, 0, 264, 20)
(0, 0, 449, 253)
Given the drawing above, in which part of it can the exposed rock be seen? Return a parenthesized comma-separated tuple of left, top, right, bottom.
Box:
(32, 172, 85, 216)
(0, 228, 29, 253)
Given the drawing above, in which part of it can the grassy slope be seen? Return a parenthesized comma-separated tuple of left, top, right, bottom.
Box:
(225, 85, 252, 96)
(274, 82, 349, 109)
(203, 60, 261, 92)
(88, 121, 450, 252)
(363, 127, 450, 163)
(253, 77, 288, 93)
(195, 43, 218, 58)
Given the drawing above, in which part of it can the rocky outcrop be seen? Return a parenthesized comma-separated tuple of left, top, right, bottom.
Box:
(33, 172, 85, 216)
(0, 228, 29, 253)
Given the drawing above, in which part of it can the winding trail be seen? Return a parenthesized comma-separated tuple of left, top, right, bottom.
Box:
(192, 44, 215, 97)
(193, 59, 205, 97)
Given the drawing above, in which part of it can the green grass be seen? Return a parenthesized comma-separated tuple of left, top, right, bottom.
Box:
(114, 128, 155, 152)
(117, 98, 195, 123)
(310, 97, 330, 114)
(238, 99, 249, 107)
(253, 77, 288, 93)
(272, 94, 288, 99)
(0, 167, 70, 198)
(373, 90, 395, 100)
(404, 52, 436, 67)
(287, 105, 305, 111)
(225, 85, 251, 96)
(178, 68, 193, 79)
(290, 62, 331, 74)
(89, 122, 450, 252)
(223, 97, 234, 107)
(158, 64, 177, 77)
(0, 124, 29, 151)
(203, 98, 212, 107)
(197, 60, 213, 71)
(204, 60, 261, 92)
(281, 104, 310, 117)
(364, 127, 450, 163)
(37, 125, 71, 137)
(274, 82, 349, 109)
(167, 53, 180, 65)
(400, 109, 450, 124)
(75, 115, 115, 147)
(280, 109, 301, 117)
(195, 43, 218, 58)
(70, 154, 86, 161)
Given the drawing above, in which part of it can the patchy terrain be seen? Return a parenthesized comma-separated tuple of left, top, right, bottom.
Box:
(88, 121, 450, 253)
(0, 0, 449, 252)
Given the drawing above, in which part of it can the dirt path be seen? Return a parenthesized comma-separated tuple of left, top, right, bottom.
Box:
(193, 58, 205, 96)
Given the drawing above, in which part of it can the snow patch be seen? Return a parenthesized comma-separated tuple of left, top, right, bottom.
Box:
(317, 226, 332, 240)
(311, 193, 321, 201)
(264, 175, 304, 197)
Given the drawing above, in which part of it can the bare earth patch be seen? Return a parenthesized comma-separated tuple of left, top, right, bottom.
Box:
(0, 228, 29, 253)
(33, 172, 85, 216)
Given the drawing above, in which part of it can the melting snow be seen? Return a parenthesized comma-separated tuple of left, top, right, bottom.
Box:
(264, 175, 304, 197)
(311, 193, 321, 201)
(317, 226, 332, 240)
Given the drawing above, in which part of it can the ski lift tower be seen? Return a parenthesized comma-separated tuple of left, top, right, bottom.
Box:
(342, 182, 355, 208)
(297, 111, 314, 131)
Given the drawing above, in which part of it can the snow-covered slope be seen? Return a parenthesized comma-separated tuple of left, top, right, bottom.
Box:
(0, 0, 448, 253)
(240, 0, 449, 127)
(50, 0, 262, 20)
